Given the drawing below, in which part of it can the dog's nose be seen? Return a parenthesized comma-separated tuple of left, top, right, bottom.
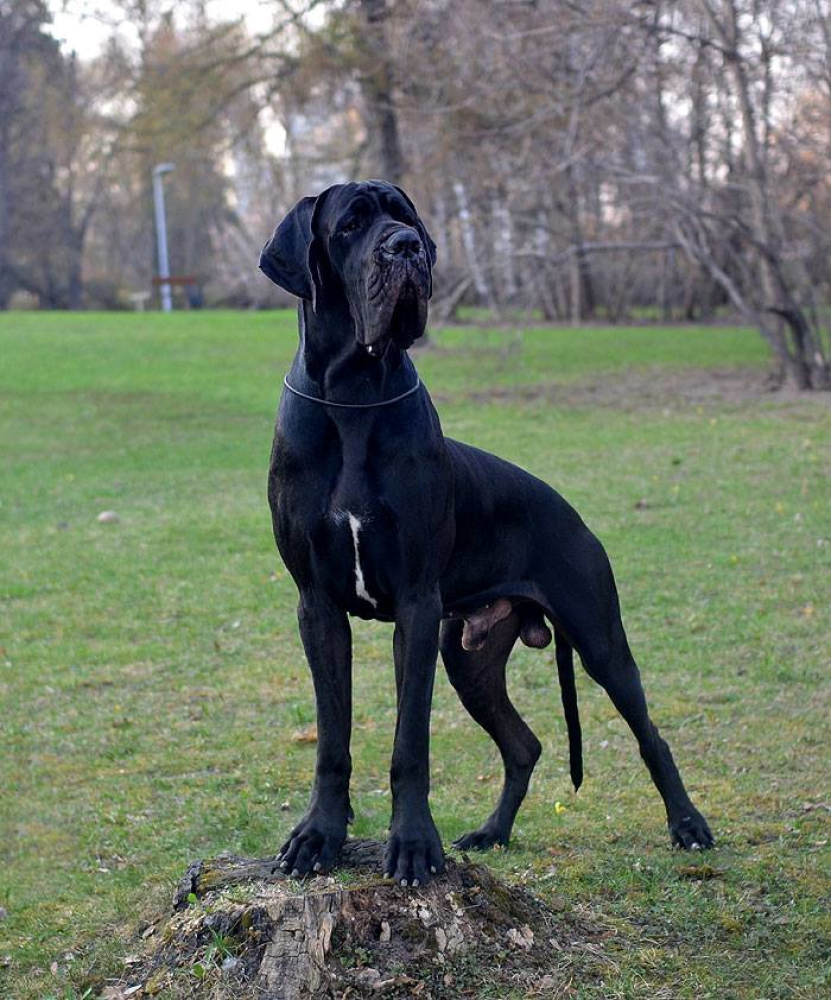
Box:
(381, 228, 422, 257)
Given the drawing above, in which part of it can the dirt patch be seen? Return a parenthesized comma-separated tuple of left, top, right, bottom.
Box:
(433, 366, 831, 412)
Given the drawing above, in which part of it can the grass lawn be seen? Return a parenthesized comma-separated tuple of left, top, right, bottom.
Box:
(1, 311, 829, 999)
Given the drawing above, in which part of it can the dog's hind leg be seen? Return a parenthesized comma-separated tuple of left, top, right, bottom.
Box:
(560, 576, 714, 849)
(583, 637, 713, 849)
(540, 524, 714, 849)
(440, 613, 541, 850)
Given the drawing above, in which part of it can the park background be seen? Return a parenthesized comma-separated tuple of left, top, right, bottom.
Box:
(1, 2, 830, 998)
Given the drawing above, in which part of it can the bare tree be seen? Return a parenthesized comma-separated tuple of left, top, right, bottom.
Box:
(4, 0, 830, 389)
(639, 0, 831, 387)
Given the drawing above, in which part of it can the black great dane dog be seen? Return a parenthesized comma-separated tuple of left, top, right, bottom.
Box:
(260, 180, 713, 887)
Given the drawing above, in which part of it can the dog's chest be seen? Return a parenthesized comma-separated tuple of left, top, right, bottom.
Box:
(326, 504, 388, 615)
(288, 448, 399, 616)
(272, 412, 450, 619)
(314, 432, 403, 615)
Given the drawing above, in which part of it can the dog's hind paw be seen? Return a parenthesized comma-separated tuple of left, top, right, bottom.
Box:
(669, 809, 714, 850)
(452, 825, 508, 852)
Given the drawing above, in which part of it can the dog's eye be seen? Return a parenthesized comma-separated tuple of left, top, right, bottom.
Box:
(338, 219, 361, 237)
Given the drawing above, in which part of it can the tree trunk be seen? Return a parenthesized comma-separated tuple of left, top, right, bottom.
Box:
(66, 232, 84, 310)
(110, 839, 594, 1000)
(569, 251, 581, 327)
(659, 248, 673, 322)
(533, 209, 560, 320)
(359, 0, 405, 183)
(0, 127, 12, 308)
(564, 165, 595, 322)
(493, 198, 517, 302)
(0, 9, 18, 309)
(453, 180, 494, 308)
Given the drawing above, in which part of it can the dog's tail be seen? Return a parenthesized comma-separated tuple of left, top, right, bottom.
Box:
(555, 629, 583, 791)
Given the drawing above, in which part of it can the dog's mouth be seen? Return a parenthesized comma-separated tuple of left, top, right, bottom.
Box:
(360, 249, 430, 354)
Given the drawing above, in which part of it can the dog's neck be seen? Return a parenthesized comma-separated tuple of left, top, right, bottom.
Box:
(287, 299, 418, 405)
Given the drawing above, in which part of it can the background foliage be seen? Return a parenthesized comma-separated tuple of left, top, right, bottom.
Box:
(1, 0, 831, 385)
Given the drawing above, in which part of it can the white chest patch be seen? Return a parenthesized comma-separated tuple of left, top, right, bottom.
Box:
(347, 513, 378, 608)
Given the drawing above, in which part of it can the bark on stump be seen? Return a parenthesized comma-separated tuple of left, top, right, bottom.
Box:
(127, 838, 585, 999)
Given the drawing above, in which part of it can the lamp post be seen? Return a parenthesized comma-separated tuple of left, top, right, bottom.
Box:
(152, 163, 175, 312)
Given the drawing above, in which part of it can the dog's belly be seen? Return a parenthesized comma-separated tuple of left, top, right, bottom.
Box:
(437, 437, 589, 614)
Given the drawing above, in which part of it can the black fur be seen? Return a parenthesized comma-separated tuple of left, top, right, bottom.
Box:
(260, 180, 713, 886)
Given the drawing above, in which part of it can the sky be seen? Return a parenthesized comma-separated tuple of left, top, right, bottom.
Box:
(47, 1, 296, 156)
(48, 1, 280, 59)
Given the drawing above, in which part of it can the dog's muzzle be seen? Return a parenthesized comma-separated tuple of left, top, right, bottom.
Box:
(363, 227, 430, 354)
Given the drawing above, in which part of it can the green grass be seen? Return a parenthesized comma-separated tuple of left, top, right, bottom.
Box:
(1, 311, 828, 999)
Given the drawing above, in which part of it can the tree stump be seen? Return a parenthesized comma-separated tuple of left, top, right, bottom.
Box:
(116, 839, 597, 999)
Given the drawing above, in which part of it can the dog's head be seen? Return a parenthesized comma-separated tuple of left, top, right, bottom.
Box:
(259, 180, 437, 354)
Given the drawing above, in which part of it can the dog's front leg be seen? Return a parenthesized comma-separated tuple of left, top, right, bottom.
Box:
(385, 592, 446, 886)
(277, 591, 352, 877)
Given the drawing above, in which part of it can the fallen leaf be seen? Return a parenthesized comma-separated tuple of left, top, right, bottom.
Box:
(292, 725, 318, 743)
(507, 926, 534, 950)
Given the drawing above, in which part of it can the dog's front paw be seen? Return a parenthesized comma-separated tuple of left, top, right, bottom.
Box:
(277, 814, 347, 877)
(669, 809, 714, 850)
(384, 819, 445, 887)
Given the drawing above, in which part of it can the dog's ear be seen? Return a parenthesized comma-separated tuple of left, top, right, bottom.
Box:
(259, 196, 316, 299)
(394, 185, 437, 267)
(259, 187, 342, 310)
(307, 186, 340, 313)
